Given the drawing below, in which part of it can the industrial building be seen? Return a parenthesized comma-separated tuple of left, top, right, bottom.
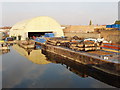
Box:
(10, 16, 64, 40)
(63, 25, 95, 33)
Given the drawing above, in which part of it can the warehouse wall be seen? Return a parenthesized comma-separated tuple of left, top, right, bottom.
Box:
(63, 25, 94, 33)
(100, 30, 120, 43)
(64, 32, 100, 38)
(107, 35, 120, 44)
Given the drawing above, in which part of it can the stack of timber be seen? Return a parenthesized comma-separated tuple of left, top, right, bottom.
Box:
(101, 43, 120, 50)
(100, 43, 120, 53)
(46, 38, 70, 46)
(46, 38, 101, 51)
(69, 40, 101, 51)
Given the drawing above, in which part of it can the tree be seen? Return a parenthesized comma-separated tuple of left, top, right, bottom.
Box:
(115, 20, 120, 24)
(89, 20, 92, 25)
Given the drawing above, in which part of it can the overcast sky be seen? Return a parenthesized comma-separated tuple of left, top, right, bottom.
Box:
(1, 2, 118, 26)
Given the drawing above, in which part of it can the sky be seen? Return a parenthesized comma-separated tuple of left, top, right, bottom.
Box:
(118, 1, 120, 20)
(1, 1, 119, 27)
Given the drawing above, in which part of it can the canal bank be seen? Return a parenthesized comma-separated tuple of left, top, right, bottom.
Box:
(38, 42, 120, 77)
(2, 45, 116, 88)
(42, 50, 120, 88)
(6, 39, 120, 77)
(2, 40, 119, 88)
(2, 46, 116, 88)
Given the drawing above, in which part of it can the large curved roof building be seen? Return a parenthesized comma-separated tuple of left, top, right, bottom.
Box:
(10, 16, 64, 40)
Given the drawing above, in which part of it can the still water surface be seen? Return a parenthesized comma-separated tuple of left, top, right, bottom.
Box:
(2, 46, 116, 88)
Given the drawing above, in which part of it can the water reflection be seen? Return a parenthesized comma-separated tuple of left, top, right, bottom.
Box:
(0, 49, 10, 55)
(12, 45, 50, 64)
(2, 45, 116, 88)
(0, 43, 13, 55)
(42, 50, 120, 88)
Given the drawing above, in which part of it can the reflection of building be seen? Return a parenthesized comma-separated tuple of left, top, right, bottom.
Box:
(13, 45, 50, 64)
(10, 16, 64, 40)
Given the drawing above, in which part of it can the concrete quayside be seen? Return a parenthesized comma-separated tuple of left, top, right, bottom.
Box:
(42, 50, 120, 88)
(32, 36, 120, 78)
(40, 43, 120, 76)
(6, 38, 119, 78)
(2, 38, 119, 88)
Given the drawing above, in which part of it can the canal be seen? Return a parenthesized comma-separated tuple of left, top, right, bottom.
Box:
(2, 45, 117, 88)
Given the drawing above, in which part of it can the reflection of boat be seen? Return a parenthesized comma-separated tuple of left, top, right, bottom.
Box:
(12, 44, 50, 64)
(0, 46, 10, 50)
(0, 49, 10, 55)
(0, 43, 10, 54)
(42, 50, 120, 88)
(18, 40, 35, 49)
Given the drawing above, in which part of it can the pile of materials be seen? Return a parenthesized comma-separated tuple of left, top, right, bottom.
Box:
(0, 43, 10, 50)
(34, 33, 54, 43)
(106, 24, 120, 30)
(101, 43, 120, 54)
(69, 40, 101, 51)
(46, 37, 102, 51)
(46, 37, 70, 46)
(35, 38, 46, 43)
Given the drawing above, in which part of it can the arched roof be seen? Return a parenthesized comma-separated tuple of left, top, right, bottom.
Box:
(11, 16, 62, 31)
(11, 19, 31, 30)
(10, 16, 64, 39)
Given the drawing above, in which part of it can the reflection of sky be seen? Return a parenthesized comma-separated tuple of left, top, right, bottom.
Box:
(90, 77, 115, 88)
(2, 47, 115, 88)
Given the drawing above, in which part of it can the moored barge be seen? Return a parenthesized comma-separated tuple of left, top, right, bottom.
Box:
(35, 37, 120, 77)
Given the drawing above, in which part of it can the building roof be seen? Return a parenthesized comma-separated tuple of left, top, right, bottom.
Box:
(10, 16, 64, 39)
(11, 16, 62, 32)
(0, 27, 12, 29)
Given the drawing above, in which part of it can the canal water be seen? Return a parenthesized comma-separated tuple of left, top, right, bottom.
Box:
(2, 45, 117, 88)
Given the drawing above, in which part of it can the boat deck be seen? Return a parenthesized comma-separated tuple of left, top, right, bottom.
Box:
(86, 50, 120, 63)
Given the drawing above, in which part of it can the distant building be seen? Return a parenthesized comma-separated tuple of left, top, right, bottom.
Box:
(106, 24, 120, 30)
(63, 25, 95, 33)
(94, 25, 107, 32)
(0, 26, 11, 32)
(10, 16, 64, 40)
(0, 27, 11, 40)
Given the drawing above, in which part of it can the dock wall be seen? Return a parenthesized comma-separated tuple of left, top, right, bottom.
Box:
(40, 43, 120, 76)
(42, 50, 120, 88)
